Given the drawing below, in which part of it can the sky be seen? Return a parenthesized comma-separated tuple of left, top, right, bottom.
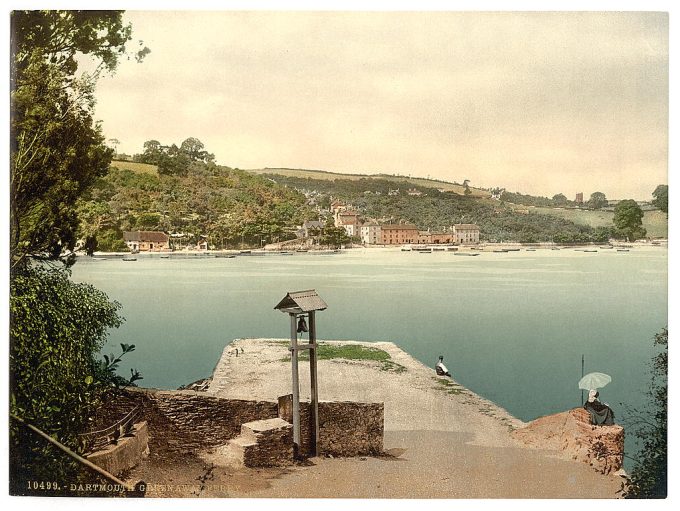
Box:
(91, 10, 669, 200)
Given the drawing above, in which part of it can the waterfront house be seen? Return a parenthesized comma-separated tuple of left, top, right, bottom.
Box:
(123, 231, 170, 252)
(300, 220, 324, 238)
(360, 223, 381, 245)
(418, 231, 454, 244)
(380, 224, 419, 245)
(453, 224, 480, 244)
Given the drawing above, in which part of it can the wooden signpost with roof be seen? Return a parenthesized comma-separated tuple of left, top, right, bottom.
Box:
(274, 289, 327, 457)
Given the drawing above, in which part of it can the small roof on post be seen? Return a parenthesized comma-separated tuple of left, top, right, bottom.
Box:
(274, 289, 328, 314)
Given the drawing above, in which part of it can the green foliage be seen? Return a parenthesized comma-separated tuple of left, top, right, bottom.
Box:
(9, 11, 147, 492)
(136, 137, 215, 176)
(319, 222, 352, 248)
(78, 161, 313, 249)
(10, 10, 147, 269)
(651, 185, 668, 214)
(9, 265, 126, 485)
(269, 174, 605, 243)
(552, 193, 568, 206)
(587, 191, 607, 210)
(613, 200, 646, 241)
(11, 11, 147, 79)
(501, 190, 573, 208)
(624, 328, 667, 498)
(10, 54, 112, 268)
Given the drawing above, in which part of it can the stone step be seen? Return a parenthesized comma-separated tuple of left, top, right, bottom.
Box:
(223, 436, 258, 468)
(240, 417, 291, 438)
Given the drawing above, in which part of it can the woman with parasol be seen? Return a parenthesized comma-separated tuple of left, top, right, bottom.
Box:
(579, 372, 615, 426)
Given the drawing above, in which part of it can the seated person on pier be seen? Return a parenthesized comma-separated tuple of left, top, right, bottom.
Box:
(584, 389, 615, 426)
(435, 356, 451, 377)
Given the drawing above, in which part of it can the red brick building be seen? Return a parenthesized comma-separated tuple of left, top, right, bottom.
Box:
(380, 224, 419, 245)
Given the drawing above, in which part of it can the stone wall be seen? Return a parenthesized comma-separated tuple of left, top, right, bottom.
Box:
(278, 394, 384, 457)
(512, 407, 624, 474)
(117, 388, 279, 456)
(99, 388, 383, 463)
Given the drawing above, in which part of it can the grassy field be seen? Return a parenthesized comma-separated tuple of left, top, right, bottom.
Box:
(246, 167, 490, 197)
(531, 206, 668, 238)
(110, 160, 158, 175)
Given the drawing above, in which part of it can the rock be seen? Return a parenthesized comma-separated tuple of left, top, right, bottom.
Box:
(512, 408, 624, 474)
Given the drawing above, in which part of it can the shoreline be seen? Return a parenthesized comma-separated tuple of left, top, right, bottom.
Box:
(84, 239, 667, 258)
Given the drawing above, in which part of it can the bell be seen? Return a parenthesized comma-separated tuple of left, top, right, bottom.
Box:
(297, 316, 308, 333)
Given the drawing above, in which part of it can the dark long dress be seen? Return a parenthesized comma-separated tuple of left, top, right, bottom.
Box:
(584, 399, 615, 425)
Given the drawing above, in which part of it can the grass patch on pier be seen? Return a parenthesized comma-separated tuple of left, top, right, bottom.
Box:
(432, 377, 464, 395)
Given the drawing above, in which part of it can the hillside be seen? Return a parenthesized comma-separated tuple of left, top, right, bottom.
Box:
(77, 160, 665, 251)
(258, 173, 614, 244)
(246, 167, 490, 197)
(530, 206, 668, 239)
(76, 161, 315, 251)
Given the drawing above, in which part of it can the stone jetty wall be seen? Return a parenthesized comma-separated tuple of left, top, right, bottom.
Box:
(116, 388, 279, 456)
(278, 394, 384, 457)
(106, 388, 383, 461)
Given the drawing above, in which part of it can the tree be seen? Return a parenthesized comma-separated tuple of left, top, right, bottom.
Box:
(651, 185, 668, 214)
(552, 193, 568, 206)
(9, 11, 146, 492)
(10, 10, 148, 269)
(320, 219, 351, 248)
(139, 139, 163, 164)
(587, 191, 607, 210)
(624, 328, 667, 498)
(11, 11, 148, 82)
(613, 200, 646, 241)
(180, 137, 215, 163)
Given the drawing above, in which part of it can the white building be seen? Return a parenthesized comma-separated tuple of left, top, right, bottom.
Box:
(453, 224, 480, 244)
(360, 223, 382, 245)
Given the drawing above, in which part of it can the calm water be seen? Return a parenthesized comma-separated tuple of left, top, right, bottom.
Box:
(71, 247, 667, 464)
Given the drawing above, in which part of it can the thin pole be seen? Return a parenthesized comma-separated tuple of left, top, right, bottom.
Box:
(290, 313, 301, 451)
(309, 311, 319, 456)
(581, 354, 585, 405)
(10, 413, 134, 491)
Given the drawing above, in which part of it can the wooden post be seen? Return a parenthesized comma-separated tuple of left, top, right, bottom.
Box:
(581, 354, 585, 405)
(290, 313, 301, 451)
(309, 311, 319, 456)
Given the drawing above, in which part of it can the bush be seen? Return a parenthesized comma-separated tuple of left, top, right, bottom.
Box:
(624, 328, 667, 498)
(10, 265, 124, 489)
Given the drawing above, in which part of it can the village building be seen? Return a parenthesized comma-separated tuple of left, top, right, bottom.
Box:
(123, 231, 170, 252)
(196, 237, 209, 251)
(406, 188, 423, 196)
(453, 224, 480, 244)
(336, 210, 360, 238)
(380, 224, 419, 245)
(417, 231, 455, 244)
(296, 220, 324, 239)
(360, 223, 381, 245)
(340, 217, 359, 238)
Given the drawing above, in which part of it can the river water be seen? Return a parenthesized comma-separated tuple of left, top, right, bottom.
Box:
(71, 246, 667, 464)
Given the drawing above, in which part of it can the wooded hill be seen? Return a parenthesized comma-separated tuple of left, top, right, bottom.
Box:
(78, 158, 624, 251)
(257, 172, 614, 244)
(76, 160, 315, 251)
